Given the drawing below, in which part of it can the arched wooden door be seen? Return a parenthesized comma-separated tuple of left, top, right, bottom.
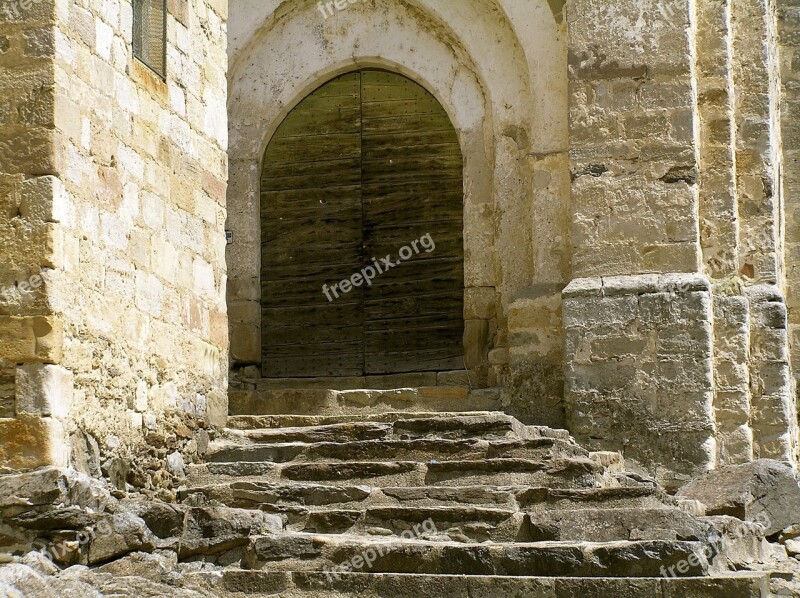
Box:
(261, 69, 464, 378)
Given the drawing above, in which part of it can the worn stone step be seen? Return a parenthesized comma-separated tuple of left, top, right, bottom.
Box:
(232, 422, 393, 443)
(227, 412, 570, 441)
(516, 486, 669, 511)
(180, 481, 376, 510)
(226, 411, 500, 430)
(205, 437, 588, 465)
(192, 570, 773, 597)
(185, 483, 658, 511)
(188, 457, 606, 489)
(241, 533, 717, 578)
(218, 503, 720, 545)
(181, 482, 570, 512)
(423, 457, 604, 488)
(523, 507, 716, 543)
(295, 506, 521, 542)
(229, 388, 504, 417)
(180, 483, 669, 519)
(391, 414, 526, 439)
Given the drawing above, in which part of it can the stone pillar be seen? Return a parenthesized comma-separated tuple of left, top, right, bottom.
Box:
(506, 286, 565, 428)
(563, 275, 716, 490)
(746, 285, 799, 462)
(712, 292, 754, 464)
(778, 0, 800, 449)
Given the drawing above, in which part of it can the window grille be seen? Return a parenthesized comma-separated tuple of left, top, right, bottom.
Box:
(133, 0, 166, 78)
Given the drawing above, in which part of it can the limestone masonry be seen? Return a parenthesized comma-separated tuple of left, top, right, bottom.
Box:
(2, 0, 800, 596)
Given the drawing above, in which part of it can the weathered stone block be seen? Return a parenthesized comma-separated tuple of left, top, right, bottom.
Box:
(15, 363, 73, 419)
(563, 274, 716, 488)
(0, 316, 63, 363)
(0, 416, 68, 470)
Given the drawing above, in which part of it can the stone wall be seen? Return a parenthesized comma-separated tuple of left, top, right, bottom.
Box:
(564, 275, 716, 490)
(779, 0, 800, 441)
(564, 0, 799, 482)
(0, 0, 68, 469)
(0, 0, 230, 493)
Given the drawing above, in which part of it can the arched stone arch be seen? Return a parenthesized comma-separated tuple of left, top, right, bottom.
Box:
(226, 0, 569, 405)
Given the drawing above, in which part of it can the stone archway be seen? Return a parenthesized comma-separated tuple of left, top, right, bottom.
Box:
(261, 68, 465, 379)
(226, 0, 569, 418)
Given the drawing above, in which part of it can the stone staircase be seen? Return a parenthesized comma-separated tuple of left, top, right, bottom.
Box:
(172, 410, 784, 597)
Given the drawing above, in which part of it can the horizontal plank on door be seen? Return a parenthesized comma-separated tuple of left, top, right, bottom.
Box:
(363, 142, 462, 162)
(272, 106, 361, 139)
(363, 276, 464, 299)
(263, 353, 364, 378)
(265, 195, 361, 221)
(364, 290, 464, 319)
(362, 172, 462, 188)
(262, 280, 365, 304)
(261, 170, 362, 192)
(262, 242, 362, 269)
(362, 130, 460, 150)
(262, 221, 363, 248)
(262, 302, 362, 326)
(266, 339, 363, 358)
(361, 96, 445, 118)
(263, 202, 362, 228)
(362, 152, 462, 172)
(262, 135, 360, 167)
(363, 207, 461, 230)
(362, 113, 457, 136)
(262, 323, 363, 347)
(362, 229, 463, 254)
(364, 352, 464, 375)
(361, 83, 432, 103)
(361, 178, 463, 197)
(262, 185, 361, 206)
(365, 314, 464, 334)
(310, 73, 360, 97)
(286, 92, 360, 116)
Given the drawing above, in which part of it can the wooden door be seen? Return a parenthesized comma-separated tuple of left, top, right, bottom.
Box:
(261, 70, 464, 378)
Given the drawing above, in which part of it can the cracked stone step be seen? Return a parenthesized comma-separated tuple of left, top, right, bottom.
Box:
(187, 457, 607, 489)
(226, 412, 570, 441)
(183, 482, 616, 512)
(182, 483, 660, 512)
(516, 486, 669, 511)
(180, 482, 375, 510)
(177, 501, 723, 545)
(190, 570, 773, 597)
(226, 412, 502, 430)
(294, 506, 521, 542)
(231, 389, 504, 417)
(241, 533, 717, 578)
(204, 437, 588, 464)
(422, 457, 604, 487)
(230, 422, 394, 443)
(522, 507, 717, 543)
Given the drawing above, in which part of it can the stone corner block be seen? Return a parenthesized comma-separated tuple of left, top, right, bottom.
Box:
(205, 389, 228, 428)
(657, 273, 710, 294)
(562, 277, 602, 299)
(0, 416, 68, 470)
(745, 283, 784, 305)
(602, 273, 660, 296)
(16, 364, 74, 419)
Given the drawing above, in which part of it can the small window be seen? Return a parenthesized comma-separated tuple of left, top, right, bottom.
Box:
(133, 0, 167, 78)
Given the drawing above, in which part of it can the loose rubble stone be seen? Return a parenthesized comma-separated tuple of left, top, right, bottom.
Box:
(677, 460, 800, 536)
